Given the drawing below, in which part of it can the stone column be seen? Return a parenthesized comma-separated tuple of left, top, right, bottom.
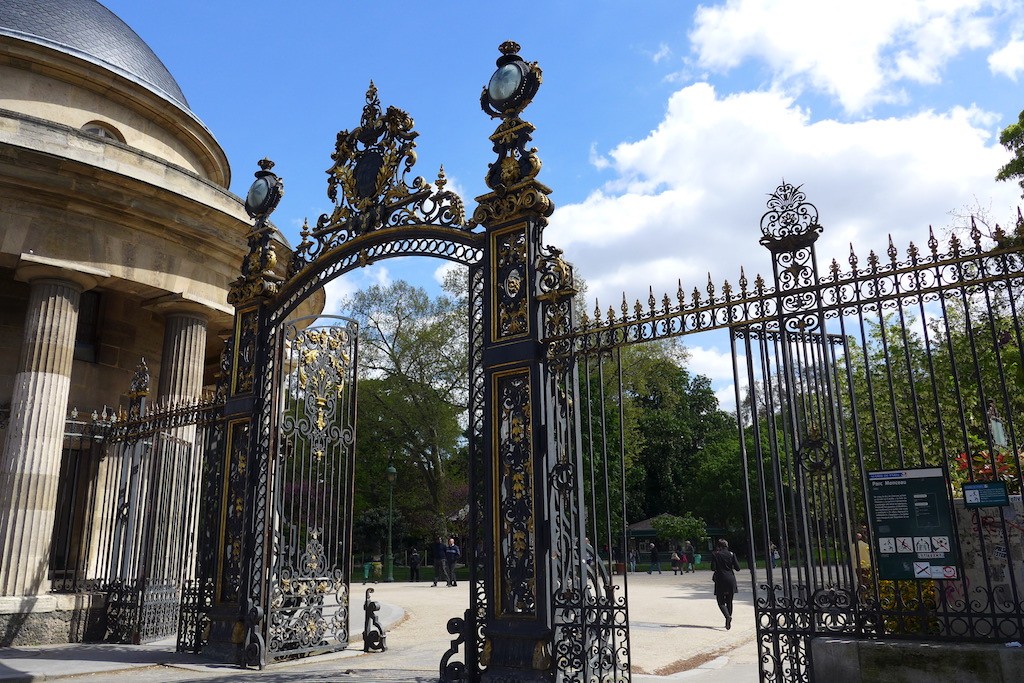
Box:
(146, 300, 210, 585)
(157, 309, 209, 402)
(0, 259, 103, 597)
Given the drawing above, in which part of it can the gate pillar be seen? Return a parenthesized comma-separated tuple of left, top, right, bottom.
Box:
(200, 159, 285, 664)
(474, 41, 559, 682)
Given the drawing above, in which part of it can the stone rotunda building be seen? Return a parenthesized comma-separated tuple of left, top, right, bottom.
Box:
(0, 0, 315, 645)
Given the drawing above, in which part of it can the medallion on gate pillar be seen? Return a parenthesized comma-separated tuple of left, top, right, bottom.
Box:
(229, 159, 285, 307)
(475, 41, 553, 226)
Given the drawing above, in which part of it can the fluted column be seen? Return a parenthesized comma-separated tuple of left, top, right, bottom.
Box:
(154, 307, 209, 584)
(157, 311, 208, 402)
(0, 266, 99, 597)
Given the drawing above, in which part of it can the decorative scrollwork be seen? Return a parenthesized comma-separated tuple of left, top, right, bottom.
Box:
(233, 309, 260, 395)
(496, 370, 536, 616)
(440, 614, 469, 682)
(219, 421, 248, 604)
(474, 178, 553, 226)
(759, 181, 822, 252)
(812, 586, 856, 633)
(537, 244, 576, 302)
(291, 83, 471, 274)
(494, 226, 530, 340)
(797, 431, 836, 474)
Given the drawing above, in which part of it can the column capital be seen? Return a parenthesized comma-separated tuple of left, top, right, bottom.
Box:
(15, 253, 110, 291)
(144, 293, 232, 329)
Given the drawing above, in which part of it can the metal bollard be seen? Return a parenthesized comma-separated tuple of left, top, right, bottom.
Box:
(362, 587, 387, 652)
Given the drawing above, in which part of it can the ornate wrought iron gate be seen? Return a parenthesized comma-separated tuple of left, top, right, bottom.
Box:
(52, 360, 223, 645)
(733, 188, 1024, 681)
(553, 182, 1024, 681)
(172, 37, 1024, 681)
(103, 368, 222, 644)
(209, 80, 488, 670)
(255, 315, 359, 659)
(190, 42, 636, 681)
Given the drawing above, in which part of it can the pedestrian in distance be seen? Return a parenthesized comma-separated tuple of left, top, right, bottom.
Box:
(683, 540, 695, 573)
(431, 536, 447, 587)
(647, 542, 661, 574)
(671, 548, 681, 575)
(409, 547, 421, 582)
(628, 548, 638, 573)
(445, 536, 461, 586)
(711, 538, 741, 629)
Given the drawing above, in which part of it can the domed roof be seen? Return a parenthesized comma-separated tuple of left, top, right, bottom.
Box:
(0, 0, 189, 110)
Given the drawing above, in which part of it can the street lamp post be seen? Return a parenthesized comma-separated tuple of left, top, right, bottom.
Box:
(385, 464, 397, 583)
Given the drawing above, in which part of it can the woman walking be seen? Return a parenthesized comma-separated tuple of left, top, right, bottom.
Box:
(711, 538, 741, 629)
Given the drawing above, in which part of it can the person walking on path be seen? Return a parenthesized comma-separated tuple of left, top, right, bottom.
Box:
(409, 547, 421, 582)
(711, 538, 741, 629)
(628, 548, 638, 573)
(647, 542, 662, 574)
(683, 540, 695, 573)
(445, 537, 462, 586)
(431, 537, 447, 587)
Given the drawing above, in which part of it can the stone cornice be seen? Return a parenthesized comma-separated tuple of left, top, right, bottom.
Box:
(15, 252, 110, 290)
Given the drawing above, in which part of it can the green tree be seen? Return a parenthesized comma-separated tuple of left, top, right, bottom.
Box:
(577, 340, 744, 535)
(342, 279, 469, 547)
(353, 505, 408, 556)
(628, 355, 736, 522)
(997, 109, 1024, 198)
(650, 512, 708, 546)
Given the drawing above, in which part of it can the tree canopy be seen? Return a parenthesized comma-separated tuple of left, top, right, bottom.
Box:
(342, 278, 469, 549)
(997, 108, 1024, 198)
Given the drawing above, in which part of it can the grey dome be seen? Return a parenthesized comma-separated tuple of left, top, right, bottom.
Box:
(0, 0, 189, 110)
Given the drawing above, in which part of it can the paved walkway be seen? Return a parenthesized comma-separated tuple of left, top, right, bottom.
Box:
(0, 569, 758, 681)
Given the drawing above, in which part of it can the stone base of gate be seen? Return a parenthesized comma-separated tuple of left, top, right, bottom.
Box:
(0, 593, 105, 646)
(812, 637, 1024, 682)
(200, 605, 248, 664)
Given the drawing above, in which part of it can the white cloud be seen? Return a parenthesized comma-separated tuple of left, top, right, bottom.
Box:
(687, 342, 737, 385)
(715, 383, 739, 414)
(689, 0, 999, 114)
(322, 264, 392, 315)
(989, 37, 1024, 80)
(651, 42, 673, 64)
(322, 276, 358, 317)
(589, 142, 611, 171)
(549, 83, 1019, 319)
(433, 261, 464, 288)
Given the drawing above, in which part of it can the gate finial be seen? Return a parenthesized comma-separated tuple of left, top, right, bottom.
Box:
(759, 181, 822, 252)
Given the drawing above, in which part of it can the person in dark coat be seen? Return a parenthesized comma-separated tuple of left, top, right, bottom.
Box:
(431, 537, 447, 587)
(647, 542, 662, 574)
(445, 537, 461, 587)
(409, 547, 421, 582)
(711, 538, 741, 629)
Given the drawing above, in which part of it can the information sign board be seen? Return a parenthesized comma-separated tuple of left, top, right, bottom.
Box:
(963, 481, 1010, 509)
(867, 467, 960, 581)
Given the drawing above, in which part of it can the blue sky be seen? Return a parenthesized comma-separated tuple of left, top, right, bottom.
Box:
(102, 0, 1024, 407)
